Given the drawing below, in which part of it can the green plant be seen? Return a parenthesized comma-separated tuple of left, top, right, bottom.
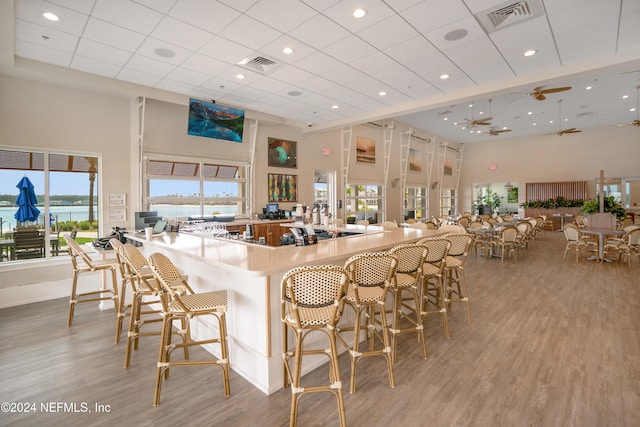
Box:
(580, 195, 626, 220)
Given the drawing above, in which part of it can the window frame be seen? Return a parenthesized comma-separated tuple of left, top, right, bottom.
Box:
(345, 182, 384, 224)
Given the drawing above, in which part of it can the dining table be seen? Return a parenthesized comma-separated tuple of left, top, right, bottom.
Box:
(552, 213, 574, 231)
(580, 228, 625, 262)
(467, 226, 502, 258)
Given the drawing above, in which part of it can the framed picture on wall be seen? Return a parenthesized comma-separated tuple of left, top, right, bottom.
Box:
(356, 136, 375, 163)
(268, 137, 297, 168)
(409, 148, 422, 172)
(268, 173, 297, 202)
(444, 159, 453, 176)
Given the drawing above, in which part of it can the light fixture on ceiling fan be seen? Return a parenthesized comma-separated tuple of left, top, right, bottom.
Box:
(483, 99, 511, 136)
(461, 101, 492, 129)
(555, 99, 582, 136)
(528, 85, 572, 101)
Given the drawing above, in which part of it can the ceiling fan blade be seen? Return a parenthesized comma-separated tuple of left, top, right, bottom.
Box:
(541, 86, 572, 94)
(534, 93, 546, 101)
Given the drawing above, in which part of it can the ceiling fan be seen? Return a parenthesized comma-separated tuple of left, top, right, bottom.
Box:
(555, 99, 582, 136)
(461, 101, 492, 129)
(485, 127, 512, 136)
(527, 85, 572, 101)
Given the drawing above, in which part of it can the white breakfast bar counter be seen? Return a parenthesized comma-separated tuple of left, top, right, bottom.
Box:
(126, 224, 445, 395)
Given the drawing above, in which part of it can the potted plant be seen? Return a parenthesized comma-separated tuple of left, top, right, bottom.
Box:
(580, 195, 626, 220)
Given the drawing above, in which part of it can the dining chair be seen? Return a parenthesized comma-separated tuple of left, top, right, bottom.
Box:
(409, 222, 427, 230)
(601, 228, 640, 267)
(13, 227, 45, 260)
(63, 234, 120, 328)
(337, 252, 397, 394)
(148, 252, 230, 406)
(387, 243, 429, 363)
(562, 224, 597, 262)
(380, 220, 397, 229)
(281, 265, 349, 427)
(491, 226, 519, 262)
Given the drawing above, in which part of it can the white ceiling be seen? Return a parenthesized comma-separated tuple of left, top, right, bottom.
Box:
(7, 0, 640, 142)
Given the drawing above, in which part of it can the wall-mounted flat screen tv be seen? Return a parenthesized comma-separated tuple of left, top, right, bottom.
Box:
(188, 98, 245, 143)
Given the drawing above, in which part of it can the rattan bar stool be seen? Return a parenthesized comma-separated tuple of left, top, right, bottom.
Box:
(148, 252, 230, 406)
(386, 243, 429, 363)
(281, 265, 349, 427)
(118, 243, 188, 369)
(64, 234, 119, 328)
(337, 252, 398, 394)
(418, 237, 452, 339)
(444, 233, 473, 326)
(109, 239, 132, 344)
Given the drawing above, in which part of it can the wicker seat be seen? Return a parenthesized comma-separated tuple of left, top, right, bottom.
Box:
(418, 237, 451, 338)
(387, 243, 429, 363)
(337, 252, 397, 394)
(281, 265, 349, 427)
(63, 234, 119, 328)
(602, 228, 640, 266)
(443, 234, 473, 327)
(148, 252, 230, 406)
(109, 239, 131, 344)
(563, 224, 597, 262)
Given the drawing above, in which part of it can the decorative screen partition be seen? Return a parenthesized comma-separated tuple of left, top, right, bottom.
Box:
(525, 181, 588, 201)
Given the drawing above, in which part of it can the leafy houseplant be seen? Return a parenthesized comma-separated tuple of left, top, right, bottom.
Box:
(580, 195, 626, 220)
(474, 188, 502, 214)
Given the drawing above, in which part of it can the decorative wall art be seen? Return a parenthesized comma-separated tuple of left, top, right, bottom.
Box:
(356, 136, 376, 163)
(268, 137, 297, 168)
(444, 159, 453, 176)
(187, 98, 245, 142)
(268, 173, 297, 202)
(507, 186, 519, 203)
(408, 148, 422, 172)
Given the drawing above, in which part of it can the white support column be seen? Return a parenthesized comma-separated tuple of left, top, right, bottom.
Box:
(136, 97, 146, 210)
(341, 127, 353, 202)
(382, 123, 394, 220)
(400, 128, 412, 206)
(247, 119, 259, 215)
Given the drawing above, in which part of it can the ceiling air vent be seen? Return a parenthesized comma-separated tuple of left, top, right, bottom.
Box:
(476, 0, 544, 34)
(237, 55, 279, 73)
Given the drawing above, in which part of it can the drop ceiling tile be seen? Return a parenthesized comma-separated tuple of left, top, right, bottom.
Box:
(15, 20, 78, 52)
(199, 36, 254, 65)
(401, 0, 471, 34)
(70, 55, 121, 78)
(381, 0, 425, 12)
(321, 35, 378, 63)
(293, 51, 344, 75)
(201, 75, 245, 93)
(383, 36, 439, 63)
(151, 16, 214, 51)
(425, 15, 488, 52)
(75, 38, 132, 66)
(218, 14, 283, 51)
(130, 0, 176, 14)
(117, 67, 163, 87)
(245, 0, 317, 32)
(83, 17, 146, 52)
(44, 0, 96, 15)
(165, 66, 211, 86)
(321, 66, 368, 86)
(372, 64, 420, 86)
(357, 15, 421, 51)
(229, 85, 270, 101)
(489, 16, 551, 51)
(268, 65, 317, 84)
(92, 0, 163, 34)
(300, 0, 342, 12)
(169, 0, 241, 33)
(15, 39, 72, 67)
(154, 78, 198, 94)
(350, 51, 401, 76)
(288, 14, 351, 49)
(181, 53, 229, 76)
(217, 0, 261, 12)
(126, 54, 177, 77)
(16, 0, 89, 35)
(246, 76, 291, 93)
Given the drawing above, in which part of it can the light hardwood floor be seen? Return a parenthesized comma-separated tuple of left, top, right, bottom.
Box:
(1, 231, 639, 426)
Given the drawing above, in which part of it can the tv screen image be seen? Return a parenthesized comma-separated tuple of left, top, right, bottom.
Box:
(267, 203, 279, 214)
(188, 98, 245, 143)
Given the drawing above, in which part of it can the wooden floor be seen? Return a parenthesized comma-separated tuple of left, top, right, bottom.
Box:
(1, 231, 639, 426)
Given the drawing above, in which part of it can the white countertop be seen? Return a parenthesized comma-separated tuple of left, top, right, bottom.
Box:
(126, 225, 446, 277)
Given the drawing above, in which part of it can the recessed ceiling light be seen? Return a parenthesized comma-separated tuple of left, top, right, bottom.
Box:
(43, 12, 59, 21)
(453, 122, 458, 126)
(331, 105, 339, 109)
(282, 47, 294, 54)
(468, 103, 473, 108)
(478, 111, 484, 115)
(586, 86, 592, 90)
(440, 74, 450, 80)
(378, 91, 387, 96)
(523, 49, 537, 57)
(236, 73, 245, 79)
(353, 8, 367, 18)
(549, 120, 554, 124)
(528, 111, 533, 115)
(476, 130, 481, 134)
(622, 94, 629, 99)
(154, 47, 176, 58)
(564, 118, 568, 122)
(631, 107, 637, 112)
(443, 117, 448, 121)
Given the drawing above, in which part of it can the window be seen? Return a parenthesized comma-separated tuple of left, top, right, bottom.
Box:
(0, 149, 99, 262)
(345, 183, 383, 224)
(440, 188, 457, 217)
(404, 186, 428, 221)
(144, 156, 249, 219)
